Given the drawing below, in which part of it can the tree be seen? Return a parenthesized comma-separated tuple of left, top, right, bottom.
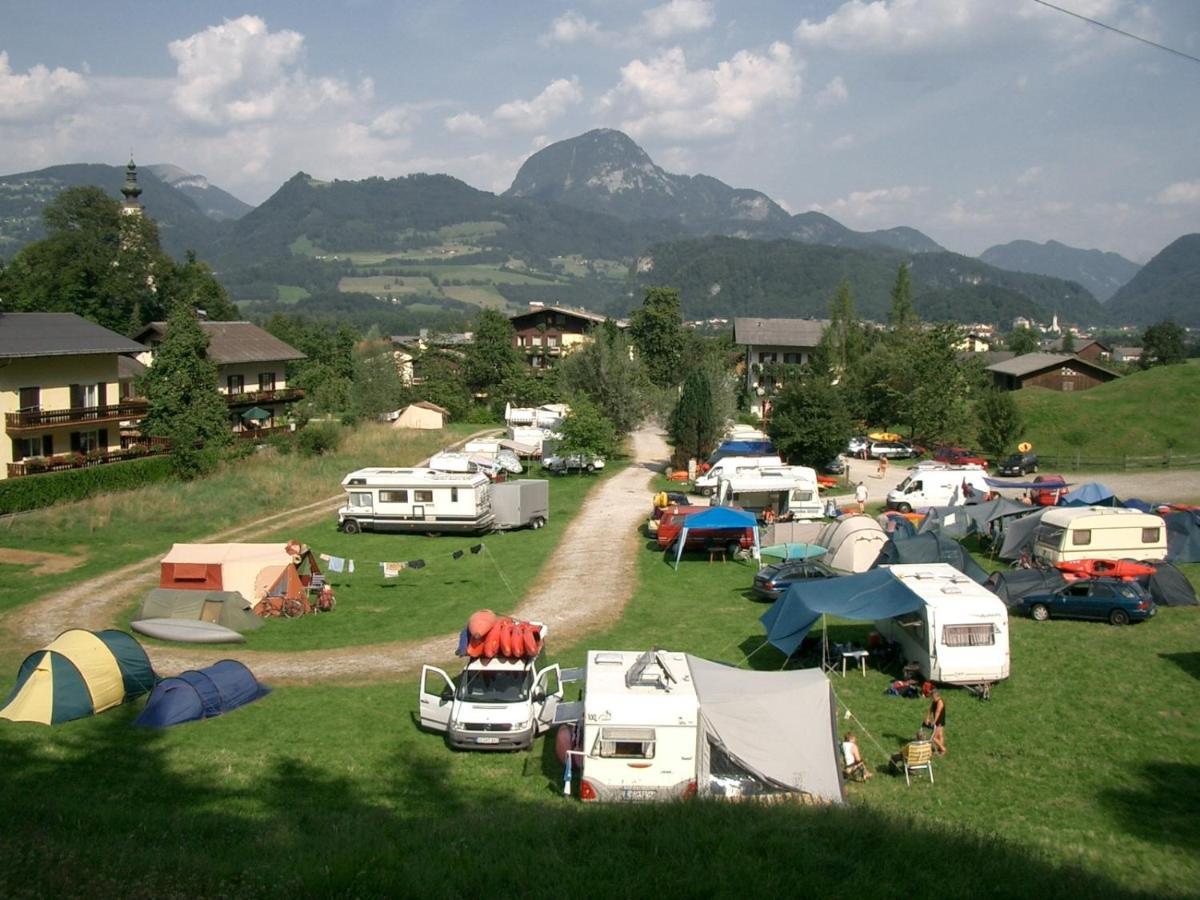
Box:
(139, 300, 231, 479)
(766, 378, 853, 467)
(976, 388, 1025, 460)
(629, 287, 685, 387)
(557, 328, 650, 435)
(669, 369, 721, 465)
(815, 279, 868, 376)
(899, 324, 973, 445)
(1140, 321, 1187, 369)
(413, 351, 470, 420)
(557, 394, 617, 461)
(888, 264, 917, 330)
(1060, 330, 1075, 353)
(1006, 326, 1040, 354)
(464, 309, 522, 395)
(351, 340, 407, 421)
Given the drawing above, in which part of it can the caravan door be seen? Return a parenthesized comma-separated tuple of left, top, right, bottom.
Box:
(418, 665, 455, 732)
(533, 663, 564, 731)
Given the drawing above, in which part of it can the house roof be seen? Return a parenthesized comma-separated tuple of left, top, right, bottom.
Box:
(409, 401, 450, 416)
(734, 317, 830, 348)
(0, 313, 146, 359)
(1045, 336, 1111, 353)
(118, 355, 147, 379)
(136, 321, 306, 365)
(510, 304, 608, 326)
(986, 352, 1117, 378)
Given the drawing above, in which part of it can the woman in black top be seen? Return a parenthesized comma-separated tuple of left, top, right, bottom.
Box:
(924, 690, 946, 755)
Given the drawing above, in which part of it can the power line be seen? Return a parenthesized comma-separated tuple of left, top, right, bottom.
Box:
(1032, 0, 1200, 66)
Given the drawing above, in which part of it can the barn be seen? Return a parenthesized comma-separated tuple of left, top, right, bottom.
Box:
(986, 352, 1119, 392)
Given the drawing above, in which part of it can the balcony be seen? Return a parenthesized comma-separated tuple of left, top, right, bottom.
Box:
(223, 387, 305, 408)
(6, 439, 170, 479)
(5, 400, 148, 433)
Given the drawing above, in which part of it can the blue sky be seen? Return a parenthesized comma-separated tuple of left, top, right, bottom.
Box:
(2, 0, 1197, 260)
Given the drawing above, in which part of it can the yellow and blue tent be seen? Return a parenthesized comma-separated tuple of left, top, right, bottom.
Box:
(0, 629, 157, 725)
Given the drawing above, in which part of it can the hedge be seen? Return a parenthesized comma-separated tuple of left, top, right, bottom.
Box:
(0, 456, 176, 515)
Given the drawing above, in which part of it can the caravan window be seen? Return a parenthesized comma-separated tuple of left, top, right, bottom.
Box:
(1072, 529, 1092, 546)
(350, 492, 372, 508)
(414, 490, 434, 503)
(894, 610, 927, 643)
(595, 726, 656, 759)
(450, 488, 459, 502)
(791, 489, 813, 502)
(1142, 528, 1160, 543)
(1034, 524, 1065, 546)
(380, 490, 408, 503)
(942, 624, 995, 647)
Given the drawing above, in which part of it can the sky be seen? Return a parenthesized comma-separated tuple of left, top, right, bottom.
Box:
(2, 0, 1198, 262)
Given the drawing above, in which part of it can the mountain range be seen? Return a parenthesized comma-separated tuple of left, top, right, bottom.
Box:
(979, 239, 1141, 302)
(1106, 234, 1200, 326)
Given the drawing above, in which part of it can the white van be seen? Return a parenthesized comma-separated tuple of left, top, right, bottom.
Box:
(886, 466, 990, 512)
(418, 637, 562, 751)
(694, 455, 784, 496)
(715, 466, 822, 519)
(1031, 507, 1168, 564)
(874, 564, 1010, 689)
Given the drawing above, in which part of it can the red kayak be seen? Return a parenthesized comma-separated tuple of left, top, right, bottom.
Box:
(1055, 559, 1157, 581)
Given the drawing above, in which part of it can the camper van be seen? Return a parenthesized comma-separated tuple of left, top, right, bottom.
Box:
(693, 455, 784, 496)
(1031, 507, 1168, 564)
(874, 564, 1011, 689)
(886, 465, 991, 512)
(337, 468, 494, 534)
(715, 466, 822, 520)
(418, 631, 561, 751)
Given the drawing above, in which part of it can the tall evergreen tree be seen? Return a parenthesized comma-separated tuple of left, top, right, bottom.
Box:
(139, 300, 231, 479)
(976, 388, 1025, 460)
(888, 263, 917, 329)
(557, 328, 649, 435)
(1006, 326, 1040, 354)
(767, 378, 853, 467)
(816, 279, 867, 375)
(629, 287, 685, 387)
(669, 369, 721, 464)
(464, 309, 522, 395)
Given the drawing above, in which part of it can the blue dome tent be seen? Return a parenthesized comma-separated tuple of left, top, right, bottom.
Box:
(135, 659, 269, 728)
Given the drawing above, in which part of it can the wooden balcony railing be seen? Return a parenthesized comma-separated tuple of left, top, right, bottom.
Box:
(223, 387, 305, 407)
(6, 440, 170, 478)
(5, 400, 148, 432)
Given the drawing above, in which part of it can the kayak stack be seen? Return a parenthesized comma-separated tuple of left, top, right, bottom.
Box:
(458, 609, 544, 659)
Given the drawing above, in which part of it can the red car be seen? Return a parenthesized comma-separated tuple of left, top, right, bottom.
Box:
(933, 446, 989, 468)
(655, 506, 754, 553)
(1031, 475, 1067, 506)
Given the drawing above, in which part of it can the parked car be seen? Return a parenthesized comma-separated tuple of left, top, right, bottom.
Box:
(846, 436, 870, 456)
(869, 440, 921, 460)
(998, 451, 1039, 476)
(933, 446, 989, 468)
(1018, 579, 1156, 625)
(1031, 474, 1067, 506)
(822, 458, 846, 475)
(543, 453, 605, 474)
(751, 559, 839, 601)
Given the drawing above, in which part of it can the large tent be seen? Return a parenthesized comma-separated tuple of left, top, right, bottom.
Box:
(1062, 482, 1117, 506)
(873, 532, 989, 584)
(918, 498, 1033, 541)
(687, 655, 844, 804)
(985, 568, 1069, 606)
(672, 507, 760, 569)
(815, 516, 888, 573)
(137, 588, 263, 632)
(1138, 560, 1199, 607)
(1165, 509, 1200, 563)
(760, 569, 924, 657)
(0, 629, 156, 725)
(998, 508, 1052, 561)
(160, 543, 318, 608)
(135, 660, 270, 728)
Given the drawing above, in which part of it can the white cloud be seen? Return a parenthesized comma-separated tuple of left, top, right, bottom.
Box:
(444, 111, 488, 135)
(1015, 166, 1042, 186)
(0, 51, 88, 122)
(369, 105, 422, 138)
(539, 11, 604, 46)
(827, 184, 926, 221)
(167, 15, 364, 126)
(642, 0, 716, 39)
(605, 43, 801, 140)
(829, 133, 856, 150)
(1154, 179, 1200, 206)
(815, 76, 848, 109)
(493, 77, 583, 131)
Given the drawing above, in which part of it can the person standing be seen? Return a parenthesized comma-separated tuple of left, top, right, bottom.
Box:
(877, 454, 889, 479)
(923, 689, 946, 755)
(855, 481, 868, 514)
(842, 733, 871, 781)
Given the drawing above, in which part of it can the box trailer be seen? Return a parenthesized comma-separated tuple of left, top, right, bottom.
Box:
(1031, 507, 1168, 564)
(337, 467, 494, 534)
(490, 480, 549, 530)
(874, 563, 1010, 690)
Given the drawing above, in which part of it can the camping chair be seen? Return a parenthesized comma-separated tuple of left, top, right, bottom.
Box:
(307, 573, 326, 595)
(893, 739, 934, 786)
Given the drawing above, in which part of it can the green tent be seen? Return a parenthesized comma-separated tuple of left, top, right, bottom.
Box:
(137, 588, 264, 632)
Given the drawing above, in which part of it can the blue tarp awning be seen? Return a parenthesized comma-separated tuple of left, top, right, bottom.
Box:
(759, 569, 922, 657)
(714, 440, 774, 457)
(673, 506, 760, 570)
(984, 478, 1074, 491)
(1062, 482, 1115, 505)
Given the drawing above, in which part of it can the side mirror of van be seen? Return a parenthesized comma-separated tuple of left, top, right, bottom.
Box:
(440, 687, 454, 702)
(533, 688, 547, 703)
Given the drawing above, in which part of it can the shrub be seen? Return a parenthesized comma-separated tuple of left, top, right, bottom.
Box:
(0, 456, 175, 515)
(267, 432, 295, 456)
(297, 423, 342, 457)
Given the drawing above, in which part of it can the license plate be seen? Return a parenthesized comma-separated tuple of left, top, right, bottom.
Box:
(622, 789, 656, 800)
(476, 736, 501, 744)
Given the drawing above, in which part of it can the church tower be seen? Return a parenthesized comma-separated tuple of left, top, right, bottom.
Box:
(120, 157, 143, 216)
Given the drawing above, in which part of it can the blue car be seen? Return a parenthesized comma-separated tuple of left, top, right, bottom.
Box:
(1019, 579, 1156, 626)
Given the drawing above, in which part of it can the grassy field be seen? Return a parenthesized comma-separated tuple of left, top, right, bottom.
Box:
(274, 285, 310, 303)
(337, 274, 438, 295)
(440, 284, 509, 308)
(1016, 361, 1200, 465)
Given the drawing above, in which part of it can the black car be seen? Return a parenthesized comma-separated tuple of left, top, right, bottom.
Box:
(1018, 579, 1156, 625)
(751, 559, 839, 601)
(998, 451, 1039, 476)
(822, 458, 846, 475)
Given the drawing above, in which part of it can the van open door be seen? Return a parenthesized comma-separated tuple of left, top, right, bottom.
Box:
(533, 663, 563, 732)
(418, 665, 455, 732)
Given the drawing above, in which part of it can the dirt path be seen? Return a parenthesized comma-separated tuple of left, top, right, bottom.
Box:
(9, 426, 670, 683)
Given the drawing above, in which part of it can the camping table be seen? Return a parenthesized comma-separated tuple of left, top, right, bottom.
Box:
(841, 649, 869, 678)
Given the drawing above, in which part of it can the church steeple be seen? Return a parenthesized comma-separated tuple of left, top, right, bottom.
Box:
(121, 157, 143, 216)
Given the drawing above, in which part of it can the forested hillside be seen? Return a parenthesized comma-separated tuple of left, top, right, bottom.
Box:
(1106, 234, 1200, 326)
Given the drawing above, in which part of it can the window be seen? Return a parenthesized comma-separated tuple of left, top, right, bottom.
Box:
(259, 372, 276, 392)
(530, 335, 543, 346)
(595, 726, 656, 759)
(450, 487, 459, 502)
(783, 352, 801, 364)
(414, 490, 434, 503)
(894, 611, 927, 643)
(227, 375, 245, 394)
(1071, 529, 1092, 546)
(73, 384, 99, 408)
(14, 437, 42, 460)
(547, 335, 559, 347)
(380, 490, 409, 503)
(350, 492, 373, 507)
(759, 352, 777, 364)
(1142, 528, 1160, 544)
(942, 624, 995, 647)
(77, 430, 101, 452)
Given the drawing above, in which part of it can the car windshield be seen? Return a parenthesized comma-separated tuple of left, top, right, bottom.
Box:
(456, 668, 532, 703)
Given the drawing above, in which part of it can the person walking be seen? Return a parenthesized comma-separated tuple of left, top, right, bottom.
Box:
(855, 481, 868, 514)
(923, 689, 947, 755)
(877, 454, 889, 479)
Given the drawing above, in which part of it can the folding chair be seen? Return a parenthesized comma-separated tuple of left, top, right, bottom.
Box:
(896, 740, 934, 786)
(307, 573, 326, 595)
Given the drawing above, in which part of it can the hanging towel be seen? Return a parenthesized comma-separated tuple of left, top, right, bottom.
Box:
(409, 559, 426, 570)
(348, 559, 355, 574)
(381, 562, 406, 578)
(319, 553, 332, 562)
(452, 550, 464, 560)
(470, 544, 484, 555)
(328, 556, 346, 573)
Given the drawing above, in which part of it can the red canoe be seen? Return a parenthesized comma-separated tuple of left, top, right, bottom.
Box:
(1054, 559, 1156, 580)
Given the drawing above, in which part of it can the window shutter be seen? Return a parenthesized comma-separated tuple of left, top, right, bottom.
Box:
(42, 435, 53, 456)
(70, 432, 81, 452)
(98, 428, 109, 449)
(98, 382, 108, 407)
(70, 384, 82, 408)
(12, 439, 23, 462)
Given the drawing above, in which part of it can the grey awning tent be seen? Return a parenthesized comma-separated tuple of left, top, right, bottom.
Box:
(686, 655, 844, 804)
(998, 508, 1051, 561)
(919, 498, 1035, 541)
(872, 532, 989, 584)
(985, 568, 1068, 606)
(672, 506, 760, 569)
(1062, 482, 1116, 506)
(760, 569, 924, 657)
(137, 588, 264, 632)
(1139, 560, 1198, 606)
(1165, 509, 1200, 564)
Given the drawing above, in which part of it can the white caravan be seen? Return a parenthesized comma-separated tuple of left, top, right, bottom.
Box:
(874, 564, 1011, 690)
(715, 466, 822, 520)
(338, 467, 493, 534)
(1031, 507, 1168, 564)
(886, 465, 991, 512)
(418, 630, 562, 751)
(694, 455, 784, 496)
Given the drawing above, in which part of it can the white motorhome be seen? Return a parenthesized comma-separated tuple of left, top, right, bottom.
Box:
(886, 465, 991, 512)
(338, 467, 494, 534)
(418, 632, 562, 750)
(1031, 507, 1168, 564)
(694, 455, 784, 496)
(715, 466, 822, 520)
(874, 564, 1011, 690)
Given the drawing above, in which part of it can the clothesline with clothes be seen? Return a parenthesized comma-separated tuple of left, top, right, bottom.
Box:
(317, 543, 488, 580)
